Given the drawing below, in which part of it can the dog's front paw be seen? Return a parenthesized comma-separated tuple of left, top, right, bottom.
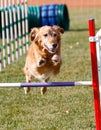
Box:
(51, 55, 60, 65)
(37, 58, 46, 67)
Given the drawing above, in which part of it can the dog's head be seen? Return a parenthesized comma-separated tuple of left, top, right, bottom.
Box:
(30, 26, 64, 54)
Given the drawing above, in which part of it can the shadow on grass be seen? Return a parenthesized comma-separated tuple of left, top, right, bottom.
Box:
(69, 27, 100, 32)
(70, 28, 88, 32)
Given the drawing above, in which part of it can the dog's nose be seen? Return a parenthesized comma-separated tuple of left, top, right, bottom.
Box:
(52, 43, 57, 48)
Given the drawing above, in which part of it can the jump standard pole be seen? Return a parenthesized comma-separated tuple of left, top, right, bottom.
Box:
(88, 18, 101, 130)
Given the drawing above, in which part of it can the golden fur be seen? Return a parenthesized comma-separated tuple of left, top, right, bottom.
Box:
(23, 25, 64, 94)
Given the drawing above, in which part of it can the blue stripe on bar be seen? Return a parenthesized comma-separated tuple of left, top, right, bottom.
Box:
(8, 54, 11, 57)
(22, 18, 25, 21)
(22, 33, 26, 37)
(5, 7, 8, 11)
(7, 43, 10, 46)
(5, 25, 9, 29)
(12, 5, 16, 8)
(14, 21, 17, 25)
(21, 82, 75, 87)
(16, 48, 19, 51)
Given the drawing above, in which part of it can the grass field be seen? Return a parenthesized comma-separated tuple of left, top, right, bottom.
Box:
(0, 8, 101, 130)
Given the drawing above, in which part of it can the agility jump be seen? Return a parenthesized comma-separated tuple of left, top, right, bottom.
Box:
(0, 0, 101, 129)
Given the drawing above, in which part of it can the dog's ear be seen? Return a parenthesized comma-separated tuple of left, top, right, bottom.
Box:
(53, 25, 64, 34)
(30, 28, 39, 41)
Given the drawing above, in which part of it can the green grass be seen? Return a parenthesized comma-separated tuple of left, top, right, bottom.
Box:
(0, 8, 100, 130)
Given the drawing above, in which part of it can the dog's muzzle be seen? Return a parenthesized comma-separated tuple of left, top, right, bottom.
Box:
(44, 43, 58, 54)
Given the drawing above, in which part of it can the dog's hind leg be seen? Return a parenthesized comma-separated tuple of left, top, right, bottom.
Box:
(24, 75, 32, 94)
(41, 78, 49, 95)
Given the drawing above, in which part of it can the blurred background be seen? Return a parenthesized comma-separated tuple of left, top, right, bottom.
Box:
(28, 0, 101, 30)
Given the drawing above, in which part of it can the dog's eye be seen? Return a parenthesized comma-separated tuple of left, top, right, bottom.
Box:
(53, 33, 57, 37)
(44, 34, 48, 37)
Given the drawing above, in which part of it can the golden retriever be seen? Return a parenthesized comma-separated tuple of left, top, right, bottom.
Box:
(23, 25, 64, 94)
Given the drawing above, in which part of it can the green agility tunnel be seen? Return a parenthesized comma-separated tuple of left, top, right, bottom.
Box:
(28, 4, 70, 31)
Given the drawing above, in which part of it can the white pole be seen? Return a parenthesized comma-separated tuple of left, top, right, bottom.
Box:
(24, 0, 29, 51)
(0, 83, 21, 87)
(12, 0, 19, 60)
(1, 0, 7, 68)
(4, 0, 11, 64)
(8, 0, 15, 62)
(21, 0, 26, 54)
(17, 0, 23, 56)
(96, 29, 101, 106)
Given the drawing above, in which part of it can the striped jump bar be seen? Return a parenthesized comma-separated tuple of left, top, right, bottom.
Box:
(0, 81, 92, 87)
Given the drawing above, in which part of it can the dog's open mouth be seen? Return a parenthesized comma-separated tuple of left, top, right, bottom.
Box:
(44, 44, 56, 54)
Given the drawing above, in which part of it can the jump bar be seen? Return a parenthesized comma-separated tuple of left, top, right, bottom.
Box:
(0, 81, 92, 88)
